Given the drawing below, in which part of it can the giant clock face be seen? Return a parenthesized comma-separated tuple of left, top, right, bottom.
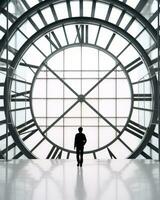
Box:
(0, 0, 159, 159)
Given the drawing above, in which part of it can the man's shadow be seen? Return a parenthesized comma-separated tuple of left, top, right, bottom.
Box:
(75, 168, 87, 200)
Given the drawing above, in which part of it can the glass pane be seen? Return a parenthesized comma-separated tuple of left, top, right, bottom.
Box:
(83, 1, 92, 17)
(127, 20, 144, 38)
(95, 3, 109, 20)
(20, 20, 37, 38)
(70, 1, 80, 17)
(109, 7, 122, 24)
(41, 7, 55, 24)
(108, 34, 128, 56)
(32, 99, 46, 117)
(97, 28, 113, 49)
(32, 14, 44, 29)
(54, 2, 68, 19)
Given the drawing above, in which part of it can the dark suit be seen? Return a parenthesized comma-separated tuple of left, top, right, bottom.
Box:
(74, 133, 87, 166)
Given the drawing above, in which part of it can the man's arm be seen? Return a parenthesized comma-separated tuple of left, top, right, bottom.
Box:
(83, 134, 87, 145)
(74, 135, 77, 149)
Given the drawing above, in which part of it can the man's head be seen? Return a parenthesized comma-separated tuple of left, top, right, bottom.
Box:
(78, 127, 83, 133)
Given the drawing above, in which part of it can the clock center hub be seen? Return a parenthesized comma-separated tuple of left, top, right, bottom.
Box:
(78, 94, 85, 102)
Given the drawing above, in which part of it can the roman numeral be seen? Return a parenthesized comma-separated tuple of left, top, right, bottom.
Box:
(22, 129, 38, 141)
(16, 119, 37, 135)
(93, 152, 97, 159)
(2, 132, 37, 156)
(51, 147, 62, 159)
(107, 147, 116, 159)
(45, 34, 61, 50)
(125, 120, 146, 139)
(56, 150, 63, 159)
(67, 152, 70, 159)
(46, 146, 56, 159)
(125, 121, 159, 157)
(11, 90, 30, 102)
(46, 146, 63, 159)
(0, 123, 38, 158)
(75, 25, 88, 44)
(133, 93, 152, 101)
(125, 57, 143, 73)
(51, 31, 62, 48)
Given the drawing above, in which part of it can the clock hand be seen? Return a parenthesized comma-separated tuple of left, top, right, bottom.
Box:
(84, 63, 120, 97)
(84, 100, 121, 134)
(44, 63, 79, 97)
(42, 100, 79, 135)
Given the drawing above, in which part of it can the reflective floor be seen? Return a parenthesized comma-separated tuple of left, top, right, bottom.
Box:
(0, 159, 160, 200)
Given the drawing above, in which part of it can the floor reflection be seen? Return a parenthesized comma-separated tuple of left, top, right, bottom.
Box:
(0, 159, 159, 200)
(75, 168, 86, 200)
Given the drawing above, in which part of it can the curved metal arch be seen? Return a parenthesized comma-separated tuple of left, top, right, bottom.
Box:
(0, 0, 157, 56)
(100, 0, 157, 40)
(3, 79, 36, 159)
(9, 16, 156, 74)
(5, 17, 157, 158)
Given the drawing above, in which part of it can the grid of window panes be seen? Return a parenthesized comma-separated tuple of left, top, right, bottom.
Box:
(32, 46, 131, 150)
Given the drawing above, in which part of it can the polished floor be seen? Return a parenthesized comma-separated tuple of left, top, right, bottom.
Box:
(0, 159, 159, 200)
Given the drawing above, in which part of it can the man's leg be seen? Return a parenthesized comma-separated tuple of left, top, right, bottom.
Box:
(76, 148, 80, 166)
(80, 148, 84, 166)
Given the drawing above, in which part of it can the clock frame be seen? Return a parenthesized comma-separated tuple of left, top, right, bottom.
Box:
(0, 0, 159, 160)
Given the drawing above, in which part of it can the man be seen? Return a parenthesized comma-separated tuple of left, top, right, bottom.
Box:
(74, 127, 87, 167)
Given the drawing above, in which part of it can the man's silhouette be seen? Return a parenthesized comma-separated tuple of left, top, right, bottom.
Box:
(74, 127, 87, 167)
